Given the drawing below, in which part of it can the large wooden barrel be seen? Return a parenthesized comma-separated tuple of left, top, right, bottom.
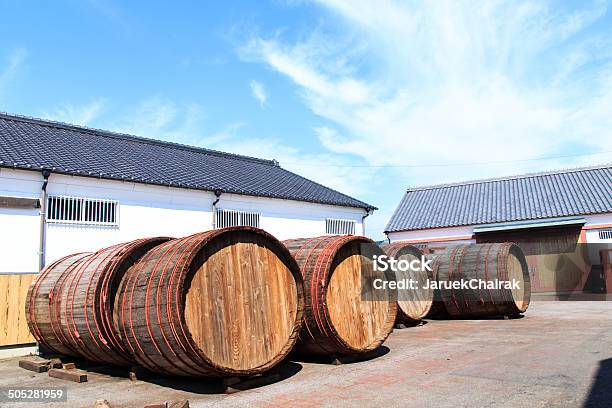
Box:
(283, 236, 397, 356)
(26, 253, 92, 357)
(380, 242, 433, 322)
(434, 243, 531, 317)
(26, 237, 169, 364)
(115, 227, 305, 377)
(423, 252, 448, 318)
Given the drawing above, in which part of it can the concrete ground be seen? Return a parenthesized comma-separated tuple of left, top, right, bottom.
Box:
(1, 301, 611, 408)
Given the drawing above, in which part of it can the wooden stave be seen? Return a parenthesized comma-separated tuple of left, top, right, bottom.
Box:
(25, 238, 170, 364)
(115, 227, 305, 377)
(283, 235, 397, 356)
(424, 253, 449, 318)
(56, 237, 170, 366)
(26, 253, 92, 357)
(380, 242, 434, 322)
(440, 244, 499, 317)
(435, 243, 531, 318)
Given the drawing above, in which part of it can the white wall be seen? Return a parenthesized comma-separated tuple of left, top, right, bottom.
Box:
(0, 206, 39, 273)
(387, 225, 475, 244)
(0, 169, 41, 273)
(0, 168, 367, 268)
(583, 214, 612, 265)
(584, 213, 612, 244)
(218, 192, 365, 241)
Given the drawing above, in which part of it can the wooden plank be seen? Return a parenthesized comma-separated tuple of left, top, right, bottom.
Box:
(17, 274, 35, 344)
(167, 401, 190, 408)
(7, 275, 20, 345)
(48, 368, 88, 383)
(19, 359, 50, 373)
(0, 196, 39, 208)
(0, 274, 36, 346)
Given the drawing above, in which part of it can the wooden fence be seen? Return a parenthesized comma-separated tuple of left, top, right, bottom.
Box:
(0, 274, 36, 346)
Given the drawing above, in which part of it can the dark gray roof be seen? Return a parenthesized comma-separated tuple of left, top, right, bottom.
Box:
(0, 113, 374, 210)
(385, 164, 612, 232)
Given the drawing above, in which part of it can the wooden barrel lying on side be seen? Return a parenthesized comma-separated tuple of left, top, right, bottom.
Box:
(26, 253, 92, 357)
(116, 227, 305, 377)
(26, 237, 170, 365)
(434, 243, 531, 317)
(380, 242, 433, 322)
(283, 236, 397, 356)
(423, 252, 448, 318)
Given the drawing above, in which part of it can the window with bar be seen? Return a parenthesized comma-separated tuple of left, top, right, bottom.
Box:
(325, 218, 356, 235)
(46, 195, 119, 226)
(599, 230, 612, 240)
(216, 209, 260, 229)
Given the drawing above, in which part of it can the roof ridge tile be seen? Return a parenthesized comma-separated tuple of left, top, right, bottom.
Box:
(406, 163, 612, 192)
(0, 112, 375, 211)
(0, 111, 276, 166)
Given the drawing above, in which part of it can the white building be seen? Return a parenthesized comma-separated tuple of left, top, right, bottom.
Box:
(0, 113, 375, 274)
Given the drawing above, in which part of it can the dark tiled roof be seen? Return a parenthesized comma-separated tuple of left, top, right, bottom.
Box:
(385, 165, 612, 232)
(0, 113, 374, 210)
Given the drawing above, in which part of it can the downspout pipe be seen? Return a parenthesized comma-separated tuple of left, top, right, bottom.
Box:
(211, 189, 223, 229)
(361, 208, 372, 236)
(39, 169, 51, 271)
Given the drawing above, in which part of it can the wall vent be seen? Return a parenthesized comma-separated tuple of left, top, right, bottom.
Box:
(216, 209, 260, 229)
(325, 218, 356, 235)
(599, 229, 612, 240)
(47, 195, 119, 226)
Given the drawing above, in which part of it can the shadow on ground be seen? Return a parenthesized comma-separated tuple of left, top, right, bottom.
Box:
(426, 311, 527, 321)
(292, 345, 390, 365)
(584, 358, 612, 408)
(70, 358, 303, 395)
(395, 320, 428, 328)
(144, 360, 303, 394)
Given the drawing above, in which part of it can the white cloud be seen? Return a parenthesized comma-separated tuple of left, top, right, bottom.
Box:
(108, 96, 376, 196)
(249, 80, 267, 107)
(114, 96, 179, 136)
(42, 98, 107, 126)
(241, 0, 612, 186)
(198, 122, 245, 146)
(208, 132, 377, 197)
(111, 96, 208, 144)
(0, 48, 27, 98)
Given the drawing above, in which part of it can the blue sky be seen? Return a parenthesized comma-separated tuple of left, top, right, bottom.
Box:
(1, 0, 612, 239)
